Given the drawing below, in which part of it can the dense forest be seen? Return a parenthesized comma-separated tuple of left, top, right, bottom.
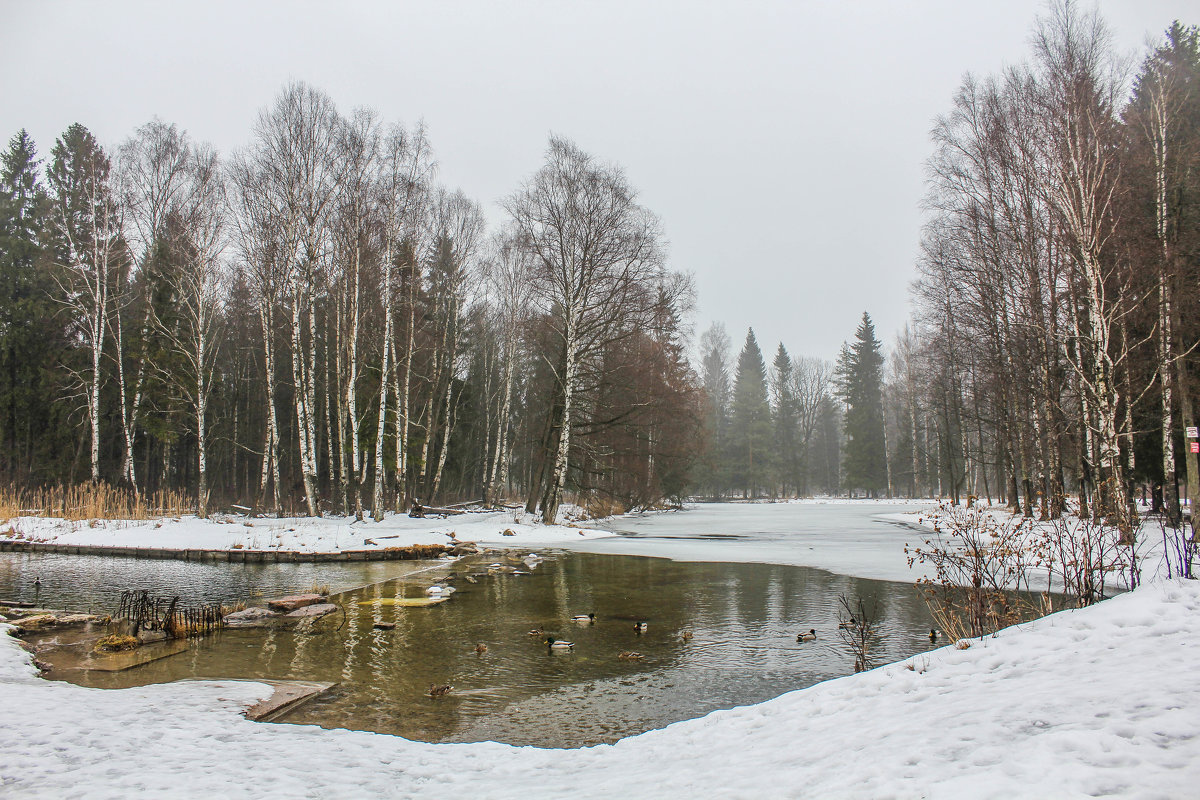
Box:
(0, 98, 702, 522)
(1, 5, 1197, 530)
(698, 8, 1200, 537)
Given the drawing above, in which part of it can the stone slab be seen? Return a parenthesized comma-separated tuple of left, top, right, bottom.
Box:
(285, 603, 338, 619)
(245, 680, 338, 722)
(266, 594, 324, 613)
(80, 638, 190, 672)
(223, 607, 277, 625)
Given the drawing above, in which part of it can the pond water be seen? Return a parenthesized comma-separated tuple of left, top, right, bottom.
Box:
(5, 545, 938, 748)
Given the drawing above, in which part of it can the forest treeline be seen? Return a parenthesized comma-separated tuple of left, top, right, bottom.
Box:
(1, 4, 1197, 529)
(697, 7, 1200, 535)
(911, 7, 1200, 532)
(0, 90, 702, 522)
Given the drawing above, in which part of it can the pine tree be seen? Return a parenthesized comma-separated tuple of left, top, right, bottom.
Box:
(770, 343, 797, 497)
(836, 312, 887, 496)
(729, 328, 772, 498)
(699, 322, 732, 498)
(0, 130, 59, 480)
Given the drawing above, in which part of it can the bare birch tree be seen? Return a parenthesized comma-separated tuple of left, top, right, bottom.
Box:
(47, 124, 123, 485)
(504, 136, 664, 523)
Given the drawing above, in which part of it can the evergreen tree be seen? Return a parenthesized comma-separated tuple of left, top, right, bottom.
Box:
(770, 342, 797, 497)
(699, 322, 732, 498)
(729, 328, 772, 497)
(0, 130, 60, 481)
(836, 312, 887, 496)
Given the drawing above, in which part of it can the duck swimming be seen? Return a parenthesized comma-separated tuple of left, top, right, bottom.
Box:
(797, 629, 817, 642)
(545, 636, 574, 650)
(838, 618, 858, 630)
(475, 642, 488, 654)
(929, 629, 938, 643)
(633, 622, 648, 634)
(571, 613, 596, 624)
(618, 651, 644, 661)
(428, 684, 453, 697)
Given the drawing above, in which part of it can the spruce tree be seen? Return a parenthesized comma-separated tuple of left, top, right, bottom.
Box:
(729, 328, 772, 498)
(770, 343, 797, 497)
(0, 130, 59, 480)
(699, 322, 732, 498)
(836, 312, 887, 496)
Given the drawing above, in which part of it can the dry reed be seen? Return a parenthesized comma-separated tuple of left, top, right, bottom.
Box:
(0, 483, 192, 522)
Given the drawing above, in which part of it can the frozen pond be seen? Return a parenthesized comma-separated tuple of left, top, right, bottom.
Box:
(4, 502, 943, 748)
(576, 501, 930, 582)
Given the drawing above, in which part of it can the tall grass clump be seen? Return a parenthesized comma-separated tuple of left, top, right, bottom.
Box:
(0, 483, 192, 522)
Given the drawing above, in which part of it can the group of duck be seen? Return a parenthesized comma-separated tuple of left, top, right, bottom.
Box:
(527, 612, 677, 662)
(796, 618, 941, 644)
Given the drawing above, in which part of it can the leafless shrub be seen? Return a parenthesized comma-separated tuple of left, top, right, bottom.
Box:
(1159, 517, 1197, 580)
(1033, 514, 1133, 605)
(907, 505, 1039, 638)
(837, 595, 879, 673)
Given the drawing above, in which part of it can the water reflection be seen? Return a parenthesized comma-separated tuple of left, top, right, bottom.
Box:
(8, 551, 938, 748)
(0, 551, 436, 611)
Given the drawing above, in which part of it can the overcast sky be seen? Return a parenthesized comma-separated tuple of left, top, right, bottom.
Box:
(4, 0, 1195, 362)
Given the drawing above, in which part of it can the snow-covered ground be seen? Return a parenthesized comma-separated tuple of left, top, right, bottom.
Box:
(3, 577, 1197, 797)
(3, 500, 1197, 797)
(579, 501, 932, 582)
(2, 508, 611, 552)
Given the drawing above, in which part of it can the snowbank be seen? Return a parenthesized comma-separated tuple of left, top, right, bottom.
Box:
(3, 509, 610, 553)
(2, 579, 1198, 798)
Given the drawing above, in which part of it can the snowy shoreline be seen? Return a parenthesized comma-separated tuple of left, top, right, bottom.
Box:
(2, 500, 1197, 798)
(3, 579, 1197, 797)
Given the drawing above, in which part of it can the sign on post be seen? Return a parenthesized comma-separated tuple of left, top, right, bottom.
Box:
(1191, 442, 1199, 454)
(1187, 426, 1198, 439)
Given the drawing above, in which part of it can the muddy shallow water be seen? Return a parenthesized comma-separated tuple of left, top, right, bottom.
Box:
(7, 549, 938, 748)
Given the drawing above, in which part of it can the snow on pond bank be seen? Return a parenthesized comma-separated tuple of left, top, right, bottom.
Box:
(2, 509, 610, 552)
(2, 579, 1197, 798)
(2, 502, 939, 584)
(579, 501, 935, 583)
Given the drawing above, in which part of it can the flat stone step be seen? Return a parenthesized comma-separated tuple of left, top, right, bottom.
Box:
(245, 680, 338, 722)
(81, 639, 191, 672)
(285, 603, 338, 619)
(266, 594, 324, 613)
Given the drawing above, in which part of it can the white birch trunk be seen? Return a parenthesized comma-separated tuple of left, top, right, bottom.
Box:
(372, 307, 393, 521)
(292, 288, 319, 517)
(542, 324, 578, 524)
(196, 323, 209, 519)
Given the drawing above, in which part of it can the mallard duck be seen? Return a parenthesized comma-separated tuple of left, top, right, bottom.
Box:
(797, 629, 817, 642)
(545, 636, 574, 650)
(681, 629, 694, 641)
(838, 618, 858, 630)
(428, 684, 453, 697)
(633, 622, 648, 634)
(929, 629, 938, 643)
(571, 613, 596, 624)
(527, 627, 545, 637)
(475, 642, 488, 654)
(617, 651, 644, 661)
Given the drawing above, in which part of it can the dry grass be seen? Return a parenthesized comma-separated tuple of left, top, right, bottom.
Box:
(0, 483, 191, 522)
(581, 495, 628, 520)
(94, 634, 139, 652)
